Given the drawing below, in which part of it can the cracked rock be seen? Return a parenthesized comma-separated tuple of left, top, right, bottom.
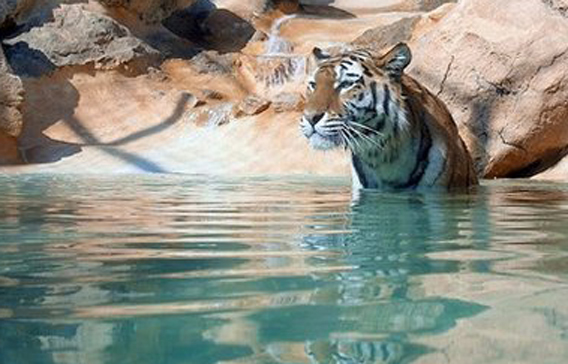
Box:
(4, 4, 162, 76)
(410, 0, 568, 179)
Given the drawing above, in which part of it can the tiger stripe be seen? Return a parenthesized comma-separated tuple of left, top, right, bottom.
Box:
(300, 43, 478, 191)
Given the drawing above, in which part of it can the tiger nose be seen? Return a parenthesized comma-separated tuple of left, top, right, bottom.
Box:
(307, 113, 325, 126)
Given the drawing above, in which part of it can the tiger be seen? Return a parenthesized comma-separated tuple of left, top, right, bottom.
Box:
(300, 43, 478, 190)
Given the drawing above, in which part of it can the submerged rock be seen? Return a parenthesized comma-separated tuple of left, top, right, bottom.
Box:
(4, 4, 162, 76)
(410, 0, 568, 179)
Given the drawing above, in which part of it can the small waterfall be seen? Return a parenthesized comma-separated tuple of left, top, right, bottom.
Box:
(255, 15, 308, 94)
(265, 15, 297, 55)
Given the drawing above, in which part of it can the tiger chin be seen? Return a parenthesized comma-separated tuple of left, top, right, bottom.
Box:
(300, 43, 478, 191)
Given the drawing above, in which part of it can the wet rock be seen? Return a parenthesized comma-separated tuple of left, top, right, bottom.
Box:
(410, 0, 568, 179)
(98, 0, 197, 24)
(4, 4, 162, 76)
(235, 95, 271, 117)
(272, 92, 304, 113)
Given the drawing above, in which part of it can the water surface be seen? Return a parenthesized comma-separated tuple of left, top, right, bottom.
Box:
(1, 175, 567, 364)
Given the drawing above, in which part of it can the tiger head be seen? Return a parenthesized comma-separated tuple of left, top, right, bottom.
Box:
(300, 43, 412, 152)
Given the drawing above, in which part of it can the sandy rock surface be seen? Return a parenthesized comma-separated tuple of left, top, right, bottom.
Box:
(410, 0, 568, 178)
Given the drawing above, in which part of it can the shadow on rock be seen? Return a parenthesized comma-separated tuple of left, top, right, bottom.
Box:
(163, 0, 256, 54)
(18, 67, 192, 173)
(3, 41, 55, 77)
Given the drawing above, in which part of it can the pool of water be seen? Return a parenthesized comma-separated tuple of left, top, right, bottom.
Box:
(1, 175, 567, 364)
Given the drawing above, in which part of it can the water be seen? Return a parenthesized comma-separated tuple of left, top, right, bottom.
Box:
(265, 15, 297, 55)
(1, 175, 567, 364)
(251, 14, 307, 93)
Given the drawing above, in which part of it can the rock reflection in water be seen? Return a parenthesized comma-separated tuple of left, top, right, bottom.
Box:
(1, 177, 568, 364)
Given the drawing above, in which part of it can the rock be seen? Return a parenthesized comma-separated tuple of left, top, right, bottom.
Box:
(272, 92, 304, 113)
(0, 0, 30, 28)
(4, 4, 162, 76)
(264, 0, 301, 13)
(0, 131, 21, 165)
(235, 95, 271, 117)
(189, 50, 236, 75)
(163, 2, 256, 53)
(534, 152, 568, 180)
(0, 47, 24, 138)
(200, 89, 225, 101)
(352, 16, 421, 52)
(98, 0, 197, 24)
(0, 47, 23, 165)
(410, 0, 568, 179)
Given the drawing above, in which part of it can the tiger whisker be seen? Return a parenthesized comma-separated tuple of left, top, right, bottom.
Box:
(339, 130, 355, 152)
(343, 127, 363, 151)
(347, 125, 384, 150)
(349, 121, 384, 137)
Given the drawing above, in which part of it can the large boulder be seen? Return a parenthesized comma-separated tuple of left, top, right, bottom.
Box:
(410, 0, 568, 178)
(3, 4, 162, 76)
(0, 47, 23, 164)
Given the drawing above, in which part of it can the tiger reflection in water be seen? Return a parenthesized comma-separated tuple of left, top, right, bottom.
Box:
(204, 189, 488, 364)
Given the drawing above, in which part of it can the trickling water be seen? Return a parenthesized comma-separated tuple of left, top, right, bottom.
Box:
(265, 15, 297, 54)
(255, 15, 308, 93)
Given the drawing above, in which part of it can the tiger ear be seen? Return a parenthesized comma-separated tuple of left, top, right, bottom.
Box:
(378, 43, 412, 78)
(312, 47, 331, 63)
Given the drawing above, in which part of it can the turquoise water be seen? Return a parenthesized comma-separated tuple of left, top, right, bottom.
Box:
(1, 175, 567, 364)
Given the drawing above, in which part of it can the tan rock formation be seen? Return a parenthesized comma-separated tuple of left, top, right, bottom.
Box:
(410, 0, 568, 178)
(0, 47, 23, 137)
(0, 47, 23, 164)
